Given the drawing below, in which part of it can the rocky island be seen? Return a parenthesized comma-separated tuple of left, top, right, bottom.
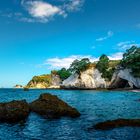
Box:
(14, 85, 23, 89)
(25, 46, 140, 90)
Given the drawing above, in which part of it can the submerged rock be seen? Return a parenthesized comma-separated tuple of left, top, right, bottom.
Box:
(30, 93, 81, 119)
(92, 119, 140, 130)
(24, 87, 29, 91)
(0, 100, 30, 123)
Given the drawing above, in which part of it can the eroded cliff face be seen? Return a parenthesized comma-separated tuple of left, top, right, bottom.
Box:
(26, 74, 62, 89)
(110, 69, 140, 89)
(62, 67, 140, 89)
(48, 74, 62, 89)
(62, 67, 107, 89)
(26, 81, 48, 89)
(26, 67, 140, 89)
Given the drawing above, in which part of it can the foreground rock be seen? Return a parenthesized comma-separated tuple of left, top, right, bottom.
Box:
(30, 93, 81, 119)
(92, 119, 140, 130)
(0, 100, 30, 123)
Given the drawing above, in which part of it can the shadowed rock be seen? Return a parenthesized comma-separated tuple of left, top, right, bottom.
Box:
(30, 93, 81, 119)
(0, 100, 30, 123)
(92, 119, 140, 130)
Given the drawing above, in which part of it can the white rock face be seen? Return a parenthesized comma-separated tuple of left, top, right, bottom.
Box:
(51, 74, 62, 87)
(62, 68, 107, 89)
(111, 69, 140, 88)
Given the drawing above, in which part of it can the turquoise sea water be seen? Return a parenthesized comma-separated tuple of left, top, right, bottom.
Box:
(0, 89, 140, 140)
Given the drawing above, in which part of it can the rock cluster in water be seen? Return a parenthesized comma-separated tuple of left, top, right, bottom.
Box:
(90, 119, 140, 130)
(0, 93, 80, 123)
(0, 100, 29, 123)
(30, 94, 80, 119)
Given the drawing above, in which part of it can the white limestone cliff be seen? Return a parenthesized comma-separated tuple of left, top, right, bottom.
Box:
(62, 67, 107, 89)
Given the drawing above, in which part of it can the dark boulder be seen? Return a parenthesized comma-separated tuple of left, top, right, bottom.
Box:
(0, 100, 30, 123)
(30, 93, 81, 119)
(92, 119, 140, 130)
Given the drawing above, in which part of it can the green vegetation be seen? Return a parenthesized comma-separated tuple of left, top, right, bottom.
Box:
(27, 74, 52, 87)
(96, 55, 118, 81)
(27, 46, 140, 88)
(69, 58, 91, 74)
(57, 68, 71, 81)
(109, 60, 121, 68)
(121, 46, 140, 77)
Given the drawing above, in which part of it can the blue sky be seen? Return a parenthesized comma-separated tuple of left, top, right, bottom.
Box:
(0, 0, 140, 87)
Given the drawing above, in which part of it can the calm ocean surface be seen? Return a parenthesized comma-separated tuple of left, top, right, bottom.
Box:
(0, 89, 140, 140)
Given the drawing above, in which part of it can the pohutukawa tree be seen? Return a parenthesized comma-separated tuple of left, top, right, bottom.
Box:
(69, 58, 91, 74)
(121, 46, 140, 77)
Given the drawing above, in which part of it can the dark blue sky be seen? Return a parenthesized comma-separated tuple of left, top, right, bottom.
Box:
(0, 0, 140, 87)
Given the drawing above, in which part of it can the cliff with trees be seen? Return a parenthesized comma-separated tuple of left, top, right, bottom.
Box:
(26, 46, 140, 89)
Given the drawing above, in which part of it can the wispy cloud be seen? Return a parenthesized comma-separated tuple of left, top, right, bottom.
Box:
(64, 0, 84, 12)
(22, 1, 66, 23)
(117, 41, 140, 50)
(42, 55, 98, 69)
(96, 31, 114, 42)
(0, 0, 84, 23)
(0, 12, 23, 18)
(40, 52, 122, 70)
(20, 0, 84, 23)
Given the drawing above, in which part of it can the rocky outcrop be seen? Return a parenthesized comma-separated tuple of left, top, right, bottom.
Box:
(26, 74, 51, 89)
(14, 85, 23, 89)
(0, 93, 80, 123)
(49, 74, 62, 89)
(62, 67, 140, 89)
(62, 67, 107, 89)
(0, 100, 30, 123)
(26, 66, 140, 89)
(27, 81, 48, 89)
(90, 119, 140, 130)
(110, 69, 140, 89)
(26, 74, 62, 89)
(30, 93, 81, 119)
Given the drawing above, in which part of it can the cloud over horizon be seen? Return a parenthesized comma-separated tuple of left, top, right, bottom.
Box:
(42, 52, 123, 70)
(117, 41, 140, 51)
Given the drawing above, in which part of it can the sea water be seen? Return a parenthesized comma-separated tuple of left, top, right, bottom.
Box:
(0, 89, 140, 140)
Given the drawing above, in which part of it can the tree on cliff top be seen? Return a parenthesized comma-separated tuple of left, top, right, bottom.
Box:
(121, 46, 140, 77)
(57, 68, 71, 81)
(69, 58, 91, 74)
(96, 54, 109, 72)
(96, 54, 115, 81)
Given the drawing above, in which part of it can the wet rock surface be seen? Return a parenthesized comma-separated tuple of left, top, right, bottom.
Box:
(91, 119, 140, 130)
(30, 93, 81, 119)
(0, 100, 30, 123)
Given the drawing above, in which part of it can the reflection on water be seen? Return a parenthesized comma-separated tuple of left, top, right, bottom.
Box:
(0, 89, 140, 140)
